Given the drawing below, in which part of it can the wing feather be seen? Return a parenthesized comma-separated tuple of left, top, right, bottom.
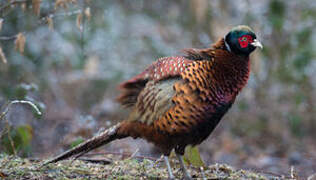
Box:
(117, 56, 192, 108)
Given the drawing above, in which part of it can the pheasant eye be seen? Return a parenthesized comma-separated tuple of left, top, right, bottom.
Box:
(238, 35, 251, 48)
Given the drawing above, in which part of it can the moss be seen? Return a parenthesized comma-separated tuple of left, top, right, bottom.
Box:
(0, 153, 291, 179)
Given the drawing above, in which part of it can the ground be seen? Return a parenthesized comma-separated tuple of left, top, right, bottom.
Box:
(0, 153, 296, 180)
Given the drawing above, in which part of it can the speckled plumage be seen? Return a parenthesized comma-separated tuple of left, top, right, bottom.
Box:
(116, 39, 251, 155)
(45, 25, 262, 179)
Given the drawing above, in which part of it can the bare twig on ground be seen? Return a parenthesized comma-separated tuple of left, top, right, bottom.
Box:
(200, 166, 207, 180)
(153, 155, 164, 168)
(128, 148, 139, 159)
(290, 166, 298, 179)
(81, 151, 159, 161)
(78, 157, 112, 165)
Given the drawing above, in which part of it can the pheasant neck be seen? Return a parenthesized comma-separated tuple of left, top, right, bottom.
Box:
(211, 55, 250, 101)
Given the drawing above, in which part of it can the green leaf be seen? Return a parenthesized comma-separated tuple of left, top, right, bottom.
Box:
(288, 114, 303, 138)
(183, 146, 205, 167)
(268, 0, 286, 31)
(16, 125, 33, 147)
(1, 125, 33, 156)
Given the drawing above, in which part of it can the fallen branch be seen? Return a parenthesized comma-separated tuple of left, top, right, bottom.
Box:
(78, 157, 111, 165)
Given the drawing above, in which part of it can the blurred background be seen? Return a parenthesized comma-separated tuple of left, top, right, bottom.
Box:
(0, 0, 315, 178)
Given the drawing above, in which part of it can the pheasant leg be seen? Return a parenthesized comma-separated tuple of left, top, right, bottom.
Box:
(176, 153, 192, 180)
(164, 156, 175, 179)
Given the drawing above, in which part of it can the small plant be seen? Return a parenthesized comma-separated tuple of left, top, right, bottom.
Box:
(0, 100, 42, 156)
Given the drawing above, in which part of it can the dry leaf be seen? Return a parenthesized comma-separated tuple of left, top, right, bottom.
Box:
(84, 7, 91, 21)
(76, 13, 83, 31)
(0, 18, 3, 32)
(190, 0, 208, 24)
(14, 33, 26, 54)
(0, 46, 7, 64)
(68, 0, 77, 3)
(55, 0, 77, 10)
(47, 17, 54, 30)
(55, 0, 67, 9)
(84, 55, 100, 77)
(0, 171, 8, 178)
(32, 0, 42, 16)
(21, 3, 27, 11)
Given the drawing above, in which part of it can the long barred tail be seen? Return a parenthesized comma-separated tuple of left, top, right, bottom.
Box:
(43, 123, 125, 165)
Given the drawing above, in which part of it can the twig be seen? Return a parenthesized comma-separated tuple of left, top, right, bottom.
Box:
(290, 166, 297, 179)
(200, 166, 207, 180)
(154, 155, 164, 167)
(82, 151, 158, 161)
(0, 0, 30, 14)
(0, 10, 82, 42)
(79, 0, 86, 63)
(128, 148, 139, 159)
(78, 157, 112, 165)
(0, 102, 15, 155)
(0, 100, 41, 155)
(246, 165, 293, 179)
(7, 124, 16, 155)
(0, 34, 19, 41)
(0, 127, 8, 139)
(39, 9, 82, 24)
(0, 100, 41, 121)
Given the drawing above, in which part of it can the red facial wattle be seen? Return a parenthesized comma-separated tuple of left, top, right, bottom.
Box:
(238, 35, 253, 48)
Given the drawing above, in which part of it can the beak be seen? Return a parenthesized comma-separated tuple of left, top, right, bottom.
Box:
(251, 39, 263, 49)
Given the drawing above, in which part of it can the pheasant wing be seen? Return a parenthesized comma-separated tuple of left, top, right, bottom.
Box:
(117, 56, 192, 108)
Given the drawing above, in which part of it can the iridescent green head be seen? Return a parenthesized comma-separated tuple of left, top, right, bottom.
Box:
(224, 25, 263, 56)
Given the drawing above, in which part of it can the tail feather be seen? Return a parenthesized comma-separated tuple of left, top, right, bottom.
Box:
(43, 123, 125, 165)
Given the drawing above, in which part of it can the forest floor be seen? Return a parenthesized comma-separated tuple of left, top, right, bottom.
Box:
(0, 153, 300, 180)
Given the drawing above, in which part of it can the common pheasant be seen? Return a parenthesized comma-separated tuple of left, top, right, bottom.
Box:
(44, 25, 263, 179)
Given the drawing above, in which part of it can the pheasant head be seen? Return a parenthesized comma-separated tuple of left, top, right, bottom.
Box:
(224, 25, 263, 56)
